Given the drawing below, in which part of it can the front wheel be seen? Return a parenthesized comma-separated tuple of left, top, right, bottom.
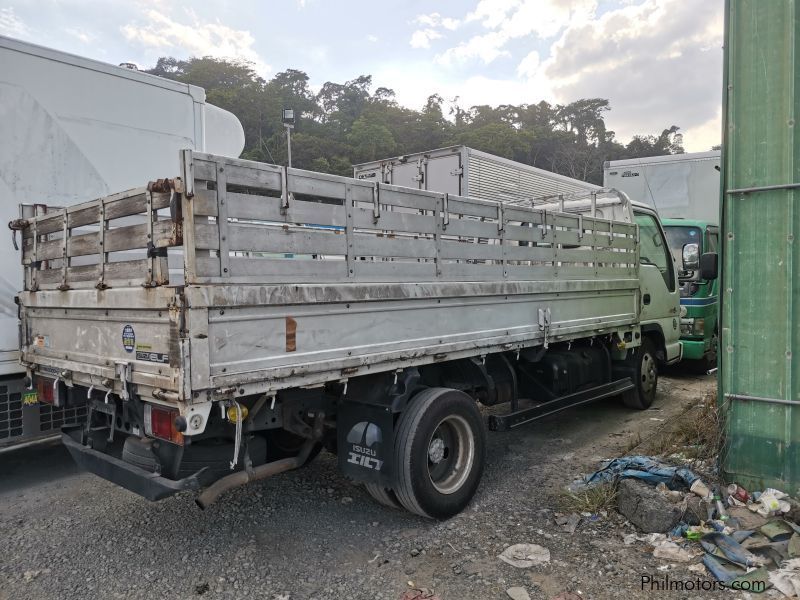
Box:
(392, 388, 487, 519)
(622, 338, 658, 409)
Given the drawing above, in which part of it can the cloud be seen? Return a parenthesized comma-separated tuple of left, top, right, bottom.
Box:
(366, 34, 378, 43)
(66, 27, 95, 44)
(415, 12, 460, 30)
(436, 31, 512, 66)
(532, 0, 723, 150)
(436, 0, 596, 66)
(431, 0, 721, 150)
(121, 8, 270, 76)
(0, 7, 31, 39)
(410, 28, 442, 49)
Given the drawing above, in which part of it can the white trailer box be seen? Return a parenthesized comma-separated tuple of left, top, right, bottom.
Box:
(354, 145, 598, 203)
(0, 35, 244, 445)
(603, 151, 721, 222)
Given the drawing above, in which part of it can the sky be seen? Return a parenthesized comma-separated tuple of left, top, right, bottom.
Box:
(0, 0, 724, 152)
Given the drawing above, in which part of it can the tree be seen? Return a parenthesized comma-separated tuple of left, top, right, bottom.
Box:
(145, 55, 685, 185)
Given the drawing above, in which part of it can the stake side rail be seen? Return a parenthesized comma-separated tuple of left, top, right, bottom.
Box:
(16, 151, 641, 405)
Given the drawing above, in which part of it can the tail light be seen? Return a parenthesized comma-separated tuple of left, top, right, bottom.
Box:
(144, 404, 184, 445)
(35, 375, 65, 407)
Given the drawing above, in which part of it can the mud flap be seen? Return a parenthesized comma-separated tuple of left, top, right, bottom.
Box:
(337, 400, 395, 486)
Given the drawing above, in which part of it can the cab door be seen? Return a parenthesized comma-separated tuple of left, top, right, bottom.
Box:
(634, 208, 682, 362)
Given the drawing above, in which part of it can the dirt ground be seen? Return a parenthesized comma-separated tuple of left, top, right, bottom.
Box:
(0, 371, 743, 600)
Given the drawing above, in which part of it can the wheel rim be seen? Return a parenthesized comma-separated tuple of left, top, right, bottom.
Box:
(641, 352, 657, 395)
(426, 415, 475, 495)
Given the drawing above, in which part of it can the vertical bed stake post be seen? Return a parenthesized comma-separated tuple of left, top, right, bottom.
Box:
(372, 182, 381, 224)
(281, 166, 290, 214)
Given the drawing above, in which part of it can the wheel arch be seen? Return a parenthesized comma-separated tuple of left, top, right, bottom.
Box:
(640, 324, 667, 363)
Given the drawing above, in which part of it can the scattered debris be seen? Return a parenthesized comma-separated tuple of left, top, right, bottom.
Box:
(769, 559, 800, 597)
(651, 539, 697, 562)
(400, 589, 440, 600)
(753, 489, 792, 517)
(498, 544, 551, 568)
(555, 513, 581, 534)
(506, 586, 531, 600)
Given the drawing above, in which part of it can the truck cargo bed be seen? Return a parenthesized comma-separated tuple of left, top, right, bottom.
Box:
(16, 151, 640, 406)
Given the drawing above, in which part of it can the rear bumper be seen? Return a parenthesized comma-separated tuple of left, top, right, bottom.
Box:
(61, 425, 210, 501)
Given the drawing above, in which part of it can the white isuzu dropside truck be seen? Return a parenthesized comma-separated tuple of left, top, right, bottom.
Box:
(12, 151, 681, 518)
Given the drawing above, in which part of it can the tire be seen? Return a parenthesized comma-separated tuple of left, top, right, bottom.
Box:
(122, 436, 159, 472)
(622, 338, 659, 409)
(392, 387, 487, 519)
(262, 429, 323, 464)
(364, 483, 402, 509)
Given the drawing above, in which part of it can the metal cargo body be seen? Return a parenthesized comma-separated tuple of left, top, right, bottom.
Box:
(603, 152, 721, 222)
(353, 146, 598, 203)
(17, 152, 641, 408)
(721, 0, 800, 493)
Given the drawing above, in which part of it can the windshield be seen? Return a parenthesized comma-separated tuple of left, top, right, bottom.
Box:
(664, 226, 702, 259)
(665, 226, 703, 291)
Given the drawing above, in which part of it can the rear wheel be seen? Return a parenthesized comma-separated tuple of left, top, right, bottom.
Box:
(392, 387, 486, 519)
(622, 338, 658, 409)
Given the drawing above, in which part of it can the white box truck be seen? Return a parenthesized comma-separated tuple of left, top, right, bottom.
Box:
(0, 35, 244, 448)
(354, 145, 599, 202)
(603, 151, 721, 221)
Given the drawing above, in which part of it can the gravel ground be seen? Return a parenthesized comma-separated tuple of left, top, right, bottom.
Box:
(0, 372, 742, 600)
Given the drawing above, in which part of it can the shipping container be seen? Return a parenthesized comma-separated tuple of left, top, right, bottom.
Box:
(354, 145, 598, 203)
(720, 0, 800, 493)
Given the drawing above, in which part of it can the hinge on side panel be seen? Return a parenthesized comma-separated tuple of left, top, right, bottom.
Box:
(280, 166, 290, 214)
(538, 307, 552, 349)
(373, 182, 381, 223)
(450, 167, 463, 176)
(116, 362, 131, 402)
(497, 204, 504, 232)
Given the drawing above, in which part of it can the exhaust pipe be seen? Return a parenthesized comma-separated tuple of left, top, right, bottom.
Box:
(196, 428, 319, 510)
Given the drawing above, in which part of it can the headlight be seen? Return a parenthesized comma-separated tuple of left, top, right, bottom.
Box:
(680, 305, 688, 318)
(693, 318, 705, 335)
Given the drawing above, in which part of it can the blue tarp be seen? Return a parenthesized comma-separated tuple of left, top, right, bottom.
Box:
(572, 455, 700, 490)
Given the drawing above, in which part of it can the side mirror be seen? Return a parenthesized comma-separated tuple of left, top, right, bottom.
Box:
(700, 252, 718, 280)
(682, 243, 700, 270)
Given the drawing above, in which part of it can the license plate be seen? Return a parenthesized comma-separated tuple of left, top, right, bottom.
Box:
(22, 391, 38, 405)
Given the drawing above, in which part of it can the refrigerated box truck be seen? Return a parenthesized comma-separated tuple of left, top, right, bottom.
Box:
(603, 152, 721, 222)
(0, 35, 244, 448)
(354, 145, 599, 203)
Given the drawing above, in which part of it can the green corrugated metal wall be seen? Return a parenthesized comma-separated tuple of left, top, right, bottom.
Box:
(721, 0, 800, 493)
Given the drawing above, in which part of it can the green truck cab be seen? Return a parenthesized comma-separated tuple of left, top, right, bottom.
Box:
(662, 219, 719, 368)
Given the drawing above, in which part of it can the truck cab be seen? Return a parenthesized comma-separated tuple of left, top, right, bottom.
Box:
(662, 219, 719, 368)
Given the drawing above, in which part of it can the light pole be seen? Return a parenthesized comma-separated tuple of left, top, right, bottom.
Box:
(282, 108, 295, 167)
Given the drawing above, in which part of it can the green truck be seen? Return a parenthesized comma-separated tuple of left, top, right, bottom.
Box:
(663, 219, 719, 368)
